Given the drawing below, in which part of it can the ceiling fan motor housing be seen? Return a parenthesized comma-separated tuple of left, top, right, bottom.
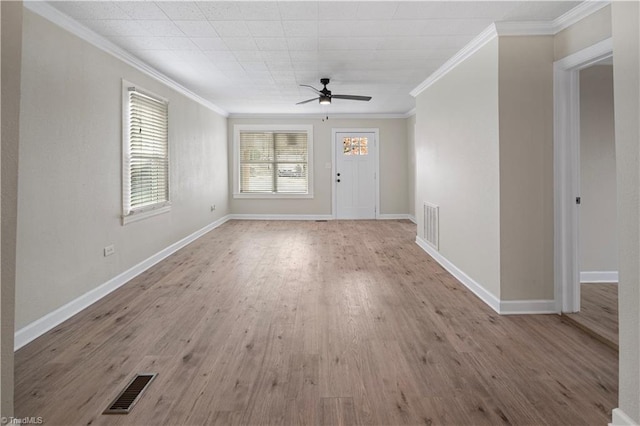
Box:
(296, 78, 371, 105)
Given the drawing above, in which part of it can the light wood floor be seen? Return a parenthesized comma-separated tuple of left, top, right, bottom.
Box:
(564, 283, 618, 350)
(16, 220, 617, 426)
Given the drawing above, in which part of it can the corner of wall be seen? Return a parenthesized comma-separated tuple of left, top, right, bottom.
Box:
(415, 236, 501, 313)
(1, 0, 23, 417)
(554, 4, 612, 61)
(612, 0, 640, 422)
(497, 35, 555, 302)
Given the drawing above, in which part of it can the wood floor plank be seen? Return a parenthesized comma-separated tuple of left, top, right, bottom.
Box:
(321, 397, 357, 426)
(15, 220, 617, 425)
(564, 283, 618, 349)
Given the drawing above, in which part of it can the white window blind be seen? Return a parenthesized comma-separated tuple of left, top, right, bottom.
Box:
(123, 87, 169, 219)
(239, 131, 309, 194)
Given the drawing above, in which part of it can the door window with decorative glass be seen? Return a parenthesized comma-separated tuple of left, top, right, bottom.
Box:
(343, 136, 369, 156)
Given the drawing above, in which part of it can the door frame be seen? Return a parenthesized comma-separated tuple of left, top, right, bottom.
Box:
(331, 128, 380, 219)
(554, 38, 613, 313)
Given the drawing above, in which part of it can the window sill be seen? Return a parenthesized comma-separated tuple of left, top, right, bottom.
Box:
(233, 193, 314, 199)
(122, 205, 171, 225)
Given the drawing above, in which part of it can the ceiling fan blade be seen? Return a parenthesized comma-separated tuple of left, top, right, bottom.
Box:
(299, 84, 322, 95)
(296, 97, 320, 105)
(331, 94, 372, 101)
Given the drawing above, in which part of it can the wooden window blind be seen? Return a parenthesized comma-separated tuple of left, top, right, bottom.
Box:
(239, 131, 308, 194)
(123, 87, 169, 218)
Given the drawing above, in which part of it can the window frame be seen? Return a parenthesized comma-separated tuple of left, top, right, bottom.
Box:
(233, 124, 314, 199)
(121, 80, 171, 225)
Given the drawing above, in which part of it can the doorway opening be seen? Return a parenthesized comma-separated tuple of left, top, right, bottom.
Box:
(554, 39, 618, 350)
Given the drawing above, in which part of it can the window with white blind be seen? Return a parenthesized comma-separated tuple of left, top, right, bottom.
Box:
(122, 81, 170, 224)
(233, 125, 313, 198)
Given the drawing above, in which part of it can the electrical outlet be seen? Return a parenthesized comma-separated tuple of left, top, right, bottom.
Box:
(211, 205, 216, 211)
(104, 245, 115, 257)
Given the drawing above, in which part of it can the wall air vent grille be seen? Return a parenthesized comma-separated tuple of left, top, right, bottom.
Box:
(424, 202, 439, 250)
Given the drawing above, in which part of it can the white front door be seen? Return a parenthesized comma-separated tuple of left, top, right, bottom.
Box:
(335, 132, 376, 219)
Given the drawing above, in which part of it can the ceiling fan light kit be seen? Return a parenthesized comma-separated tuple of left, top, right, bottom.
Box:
(297, 78, 371, 106)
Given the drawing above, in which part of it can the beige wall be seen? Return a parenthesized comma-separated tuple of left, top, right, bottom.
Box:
(227, 117, 408, 216)
(554, 5, 612, 61)
(612, 2, 640, 423)
(414, 35, 556, 302)
(498, 36, 555, 300)
(15, 10, 229, 329)
(579, 65, 617, 273)
(1, 1, 22, 417)
(415, 38, 501, 298)
(406, 114, 416, 220)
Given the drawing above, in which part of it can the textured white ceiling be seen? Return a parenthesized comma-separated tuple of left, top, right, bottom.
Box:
(50, 1, 581, 115)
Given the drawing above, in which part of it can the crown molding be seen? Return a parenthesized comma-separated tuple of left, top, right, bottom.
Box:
(27, 0, 609, 117)
(228, 112, 411, 120)
(496, 1, 611, 37)
(410, 24, 498, 97)
(24, 1, 229, 117)
(410, 0, 611, 98)
(494, 21, 555, 36)
(552, 0, 611, 34)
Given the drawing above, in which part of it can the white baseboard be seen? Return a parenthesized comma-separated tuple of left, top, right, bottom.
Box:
(228, 214, 333, 221)
(580, 270, 619, 283)
(377, 214, 411, 220)
(415, 236, 559, 315)
(499, 299, 558, 315)
(408, 215, 417, 224)
(415, 236, 501, 314)
(610, 408, 639, 426)
(14, 214, 232, 351)
(229, 214, 412, 221)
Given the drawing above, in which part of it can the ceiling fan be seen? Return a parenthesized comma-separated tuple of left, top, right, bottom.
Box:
(296, 78, 372, 105)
